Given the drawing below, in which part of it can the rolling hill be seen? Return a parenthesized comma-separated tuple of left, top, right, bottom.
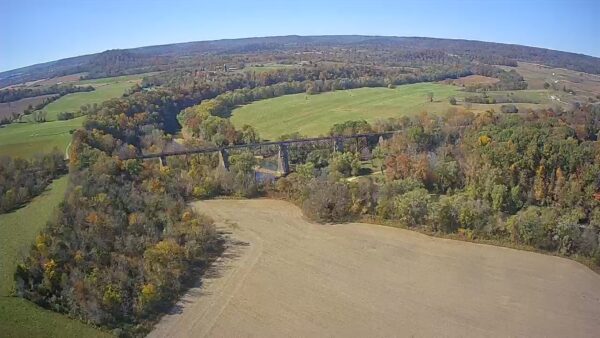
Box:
(2, 35, 600, 88)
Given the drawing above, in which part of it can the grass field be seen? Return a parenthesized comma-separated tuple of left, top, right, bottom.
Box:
(35, 75, 144, 121)
(0, 176, 110, 337)
(231, 83, 461, 139)
(0, 297, 111, 338)
(0, 176, 69, 295)
(0, 117, 83, 158)
(0, 74, 148, 158)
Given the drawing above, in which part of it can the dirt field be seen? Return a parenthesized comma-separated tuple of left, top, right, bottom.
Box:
(149, 199, 600, 338)
(0, 94, 56, 120)
(444, 74, 500, 87)
(501, 62, 600, 95)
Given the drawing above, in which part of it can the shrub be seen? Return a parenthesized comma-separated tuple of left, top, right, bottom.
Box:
(349, 178, 378, 215)
(328, 152, 361, 178)
(391, 188, 431, 227)
(376, 178, 424, 218)
(505, 206, 557, 248)
(500, 104, 518, 114)
(57, 111, 76, 120)
(306, 149, 331, 168)
(302, 179, 352, 222)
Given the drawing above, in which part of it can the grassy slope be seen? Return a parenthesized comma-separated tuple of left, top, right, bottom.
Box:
(39, 77, 142, 121)
(0, 117, 84, 158)
(231, 83, 461, 139)
(0, 74, 148, 159)
(0, 176, 111, 338)
(0, 298, 111, 338)
(0, 176, 69, 295)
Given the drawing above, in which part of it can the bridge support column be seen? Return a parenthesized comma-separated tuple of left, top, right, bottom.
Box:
(277, 144, 290, 176)
(219, 149, 230, 171)
(159, 155, 168, 168)
(333, 137, 344, 153)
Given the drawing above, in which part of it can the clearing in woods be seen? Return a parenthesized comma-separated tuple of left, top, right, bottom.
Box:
(231, 83, 461, 139)
(149, 199, 600, 338)
(0, 176, 110, 338)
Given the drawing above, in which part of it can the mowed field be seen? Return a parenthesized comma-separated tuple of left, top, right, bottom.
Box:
(149, 199, 600, 338)
(0, 117, 83, 158)
(231, 83, 461, 139)
(0, 176, 110, 338)
(0, 73, 147, 158)
(35, 74, 145, 121)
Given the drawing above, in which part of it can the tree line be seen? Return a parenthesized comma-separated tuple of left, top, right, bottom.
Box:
(0, 84, 94, 103)
(0, 150, 66, 213)
(270, 105, 600, 265)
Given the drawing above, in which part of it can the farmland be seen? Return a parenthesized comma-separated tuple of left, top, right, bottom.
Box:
(0, 176, 69, 295)
(501, 62, 600, 93)
(0, 94, 56, 120)
(0, 73, 147, 158)
(149, 199, 600, 337)
(230, 79, 584, 140)
(1, 31, 599, 338)
(231, 83, 461, 139)
(0, 176, 110, 338)
(0, 117, 83, 158)
(33, 74, 145, 121)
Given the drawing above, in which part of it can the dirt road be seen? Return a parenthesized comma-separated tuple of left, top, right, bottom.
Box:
(149, 199, 600, 338)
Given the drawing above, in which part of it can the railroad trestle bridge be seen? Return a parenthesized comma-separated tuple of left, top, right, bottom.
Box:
(123, 131, 400, 175)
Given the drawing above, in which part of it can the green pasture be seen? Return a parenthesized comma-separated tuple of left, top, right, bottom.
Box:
(231, 83, 461, 139)
(0, 176, 111, 337)
(0, 117, 83, 158)
(38, 77, 142, 121)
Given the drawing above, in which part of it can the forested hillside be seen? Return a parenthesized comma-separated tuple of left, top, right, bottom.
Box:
(2, 35, 599, 88)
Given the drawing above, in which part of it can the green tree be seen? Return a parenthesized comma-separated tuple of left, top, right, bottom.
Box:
(393, 188, 431, 227)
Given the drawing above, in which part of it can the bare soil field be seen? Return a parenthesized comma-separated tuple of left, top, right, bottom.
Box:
(0, 94, 56, 119)
(501, 62, 600, 95)
(149, 199, 600, 338)
(444, 74, 499, 87)
(0, 73, 85, 90)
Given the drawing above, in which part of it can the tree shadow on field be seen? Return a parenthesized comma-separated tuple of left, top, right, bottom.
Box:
(164, 231, 250, 316)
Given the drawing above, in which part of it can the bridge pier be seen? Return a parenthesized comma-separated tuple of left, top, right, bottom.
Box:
(277, 144, 290, 175)
(159, 155, 168, 167)
(333, 137, 344, 152)
(219, 149, 230, 171)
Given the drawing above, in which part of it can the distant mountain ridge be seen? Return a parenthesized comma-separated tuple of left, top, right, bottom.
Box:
(2, 35, 600, 87)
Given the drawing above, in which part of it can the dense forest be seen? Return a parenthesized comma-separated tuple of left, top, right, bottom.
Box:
(2, 35, 599, 88)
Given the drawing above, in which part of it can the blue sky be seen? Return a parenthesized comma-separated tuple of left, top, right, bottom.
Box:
(1, 0, 599, 72)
